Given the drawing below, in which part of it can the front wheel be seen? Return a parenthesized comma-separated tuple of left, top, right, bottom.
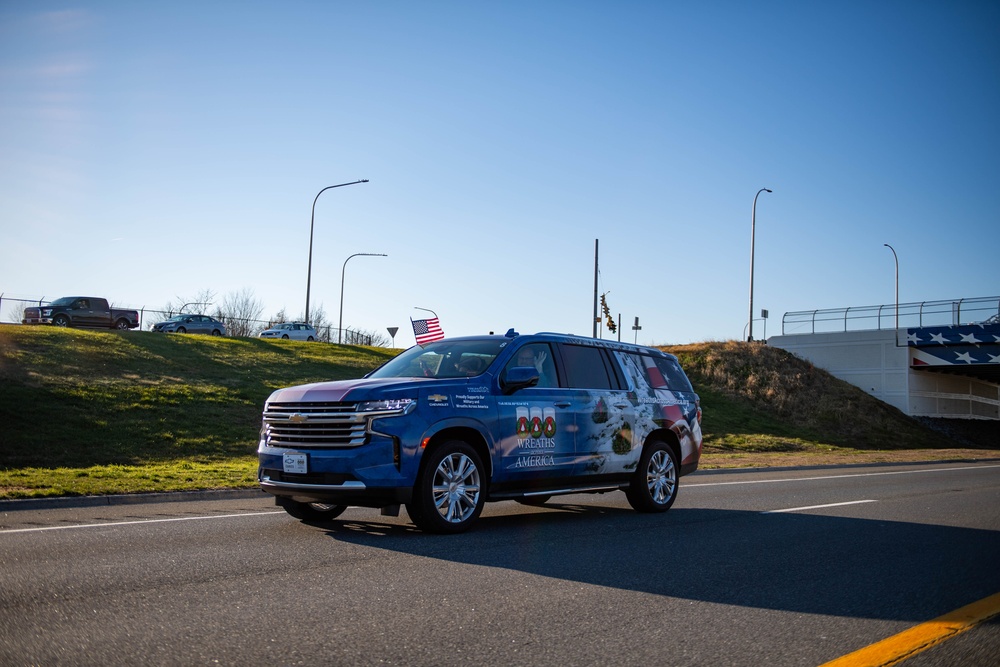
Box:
(281, 334, 289, 339)
(53, 315, 70, 327)
(626, 441, 679, 513)
(409, 441, 486, 533)
(176, 326, 186, 334)
(279, 500, 347, 522)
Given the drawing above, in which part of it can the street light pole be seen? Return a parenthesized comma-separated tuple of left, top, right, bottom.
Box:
(748, 187, 772, 341)
(884, 243, 899, 331)
(305, 179, 369, 324)
(338, 252, 388, 344)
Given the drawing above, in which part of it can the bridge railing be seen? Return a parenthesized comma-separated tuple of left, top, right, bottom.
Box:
(781, 296, 1000, 335)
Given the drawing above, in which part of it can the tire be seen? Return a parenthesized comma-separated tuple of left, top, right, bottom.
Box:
(307, 336, 315, 341)
(516, 495, 551, 506)
(176, 326, 186, 334)
(53, 315, 70, 327)
(409, 440, 486, 534)
(626, 441, 679, 513)
(115, 319, 131, 330)
(211, 329, 222, 336)
(281, 334, 289, 339)
(280, 500, 347, 522)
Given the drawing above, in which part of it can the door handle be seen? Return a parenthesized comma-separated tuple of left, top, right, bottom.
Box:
(614, 404, 629, 409)
(554, 402, 572, 408)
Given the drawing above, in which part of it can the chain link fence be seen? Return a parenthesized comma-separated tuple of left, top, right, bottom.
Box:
(0, 294, 383, 347)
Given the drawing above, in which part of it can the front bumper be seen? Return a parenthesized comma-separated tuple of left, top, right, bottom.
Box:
(257, 436, 414, 508)
(258, 469, 411, 507)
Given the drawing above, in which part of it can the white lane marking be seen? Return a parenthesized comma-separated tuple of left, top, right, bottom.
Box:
(763, 499, 878, 514)
(686, 463, 1000, 488)
(0, 511, 286, 535)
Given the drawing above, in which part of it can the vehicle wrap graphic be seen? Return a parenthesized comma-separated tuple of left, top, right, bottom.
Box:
(258, 333, 702, 530)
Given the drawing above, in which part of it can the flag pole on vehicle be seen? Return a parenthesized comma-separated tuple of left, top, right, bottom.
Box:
(411, 307, 444, 346)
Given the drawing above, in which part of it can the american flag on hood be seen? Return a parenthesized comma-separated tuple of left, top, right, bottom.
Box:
(411, 317, 444, 345)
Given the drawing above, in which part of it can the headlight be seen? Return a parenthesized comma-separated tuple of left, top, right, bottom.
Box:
(357, 398, 415, 415)
(41, 308, 52, 316)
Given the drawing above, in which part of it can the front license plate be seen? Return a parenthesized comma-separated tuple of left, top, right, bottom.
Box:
(283, 453, 308, 474)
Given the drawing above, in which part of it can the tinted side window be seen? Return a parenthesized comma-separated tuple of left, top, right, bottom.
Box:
(559, 344, 613, 389)
(620, 352, 694, 393)
(654, 356, 694, 392)
(504, 342, 558, 387)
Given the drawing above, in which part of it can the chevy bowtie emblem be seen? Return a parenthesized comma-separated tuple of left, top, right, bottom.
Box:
(288, 413, 309, 423)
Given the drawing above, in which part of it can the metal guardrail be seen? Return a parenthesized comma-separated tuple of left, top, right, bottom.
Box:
(781, 296, 1000, 335)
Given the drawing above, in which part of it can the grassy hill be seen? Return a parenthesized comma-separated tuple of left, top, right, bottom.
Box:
(662, 342, 998, 467)
(1, 326, 996, 499)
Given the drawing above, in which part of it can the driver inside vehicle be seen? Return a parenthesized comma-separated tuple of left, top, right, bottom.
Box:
(458, 356, 484, 376)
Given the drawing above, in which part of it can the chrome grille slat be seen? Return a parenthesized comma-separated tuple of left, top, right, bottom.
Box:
(263, 401, 368, 448)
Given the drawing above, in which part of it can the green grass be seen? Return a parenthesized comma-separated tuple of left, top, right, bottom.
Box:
(0, 325, 396, 498)
(1, 326, 995, 499)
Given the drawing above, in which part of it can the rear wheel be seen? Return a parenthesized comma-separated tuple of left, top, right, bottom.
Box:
(115, 319, 131, 330)
(280, 500, 347, 522)
(626, 441, 679, 513)
(307, 336, 315, 341)
(409, 441, 485, 533)
(211, 329, 222, 336)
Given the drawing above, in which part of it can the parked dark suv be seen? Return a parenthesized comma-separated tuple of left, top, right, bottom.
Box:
(257, 330, 702, 533)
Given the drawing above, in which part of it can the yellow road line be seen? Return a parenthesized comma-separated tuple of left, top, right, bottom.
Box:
(820, 591, 1000, 667)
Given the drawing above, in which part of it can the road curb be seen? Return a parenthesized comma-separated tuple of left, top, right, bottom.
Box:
(0, 488, 268, 512)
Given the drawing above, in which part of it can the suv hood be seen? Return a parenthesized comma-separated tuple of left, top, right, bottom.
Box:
(266, 376, 444, 404)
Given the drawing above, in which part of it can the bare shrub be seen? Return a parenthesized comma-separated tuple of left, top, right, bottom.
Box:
(219, 288, 266, 337)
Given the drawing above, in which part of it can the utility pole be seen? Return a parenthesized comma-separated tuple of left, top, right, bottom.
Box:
(592, 239, 599, 338)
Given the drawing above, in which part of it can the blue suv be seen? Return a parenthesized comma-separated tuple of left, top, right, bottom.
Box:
(257, 331, 702, 533)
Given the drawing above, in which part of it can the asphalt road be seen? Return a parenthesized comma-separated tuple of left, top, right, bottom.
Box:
(1, 461, 999, 666)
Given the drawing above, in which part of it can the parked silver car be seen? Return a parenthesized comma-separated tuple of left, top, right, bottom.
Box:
(151, 314, 226, 336)
(259, 322, 317, 341)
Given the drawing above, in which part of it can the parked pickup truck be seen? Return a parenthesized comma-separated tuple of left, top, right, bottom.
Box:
(22, 296, 140, 330)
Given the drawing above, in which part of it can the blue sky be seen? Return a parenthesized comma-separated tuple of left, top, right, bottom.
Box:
(2, 1, 998, 345)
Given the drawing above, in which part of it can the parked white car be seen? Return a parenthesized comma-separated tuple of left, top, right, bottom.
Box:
(259, 322, 317, 341)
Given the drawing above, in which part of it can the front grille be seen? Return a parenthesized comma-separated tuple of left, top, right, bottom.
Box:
(263, 401, 367, 448)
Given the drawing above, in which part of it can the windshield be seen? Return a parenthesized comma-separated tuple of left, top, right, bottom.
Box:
(49, 297, 77, 306)
(368, 338, 509, 379)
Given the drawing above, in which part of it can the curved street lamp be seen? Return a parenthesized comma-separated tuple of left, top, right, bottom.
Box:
(884, 243, 899, 331)
(305, 179, 369, 324)
(748, 187, 772, 342)
(338, 252, 388, 344)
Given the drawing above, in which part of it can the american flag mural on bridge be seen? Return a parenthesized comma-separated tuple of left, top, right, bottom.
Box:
(907, 323, 1000, 380)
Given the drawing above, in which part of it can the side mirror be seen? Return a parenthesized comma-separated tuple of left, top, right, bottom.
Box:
(502, 366, 539, 395)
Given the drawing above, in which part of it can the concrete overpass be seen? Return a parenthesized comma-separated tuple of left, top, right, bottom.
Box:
(768, 296, 1000, 420)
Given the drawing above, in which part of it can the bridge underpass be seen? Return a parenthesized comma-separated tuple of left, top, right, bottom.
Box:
(768, 297, 1000, 421)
